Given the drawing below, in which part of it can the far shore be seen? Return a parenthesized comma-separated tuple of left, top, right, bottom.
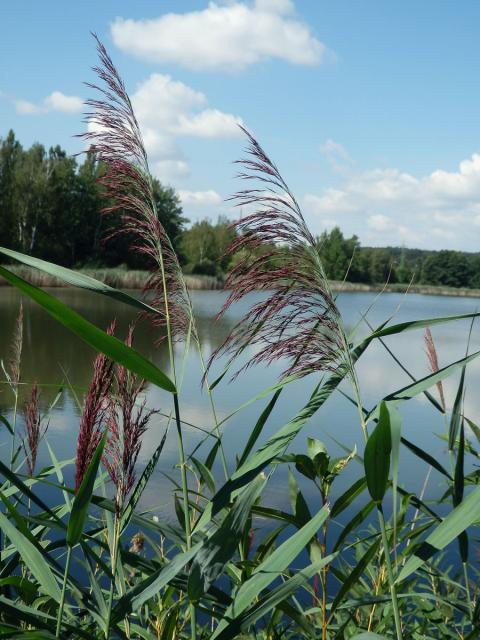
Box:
(0, 264, 479, 299)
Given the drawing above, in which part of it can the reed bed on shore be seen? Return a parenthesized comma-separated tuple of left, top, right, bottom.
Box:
(0, 265, 224, 291)
(0, 36, 480, 640)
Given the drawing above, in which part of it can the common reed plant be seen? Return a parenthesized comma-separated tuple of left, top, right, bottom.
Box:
(75, 321, 115, 492)
(1, 35, 480, 640)
(3, 301, 23, 468)
(22, 383, 47, 477)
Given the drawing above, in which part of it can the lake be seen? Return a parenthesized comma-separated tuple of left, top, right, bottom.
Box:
(1, 286, 479, 524)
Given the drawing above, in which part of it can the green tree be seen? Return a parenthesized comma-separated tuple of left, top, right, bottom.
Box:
(181, 217, 235, 276)
(421, 250, 474, 288)
(0, 130, 23, 249)
(316, 227, 360, 281)
(369, 248, 396, 284)
(102, 176, 188, 268)
(14, 143, 49, 253)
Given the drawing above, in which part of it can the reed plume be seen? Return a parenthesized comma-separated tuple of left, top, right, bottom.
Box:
(209, 127, 345, 380)
(74, 322, 115, 492)
(22, 383, 47, 477)
(82, 35, 193, 345)
(8, 302, 23, 386)
(424, 327, 446, 412)
(103, 326, 156, 515)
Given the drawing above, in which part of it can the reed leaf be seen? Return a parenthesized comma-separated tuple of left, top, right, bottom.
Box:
(188, 474, 266, 602)
(398, 483, 480, 582)
(0, 246, 159, 315)
(0, 265, 176, 393)
(449, 366, 466, 451)
(210, 504, 330, 639)
(0, 510, 61, 601)
(214, 555, 336, 639)
(364, 402, 391, 504)
(67, 432, 107, 547)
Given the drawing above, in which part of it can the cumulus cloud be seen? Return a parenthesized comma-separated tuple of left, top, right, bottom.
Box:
(178, 190, 222, 206)
(152, 160, 191, 183)
(304, 152, 480, 250)
(320, 138, 353, 172)
(86, 73, 243, 183)
(128, 73, 242, 181)
(132, 74, 242, 140)
(111, 1, 327, 71)
(15, 91, 83, 115)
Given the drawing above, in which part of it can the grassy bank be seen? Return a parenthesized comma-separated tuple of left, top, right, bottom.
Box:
(1, 264, 479, 298)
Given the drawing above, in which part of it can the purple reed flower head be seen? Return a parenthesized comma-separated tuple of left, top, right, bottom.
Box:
(8, 302, 23, 387)
(103, 325, 157, 514)
(74, 321, 116, 493)
(81, 35, 193, 344)
(22, 383, 47, 477)
(207, 127, 345, 381)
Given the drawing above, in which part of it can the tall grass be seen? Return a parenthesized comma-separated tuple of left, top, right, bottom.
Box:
(0, 36, 479, 640)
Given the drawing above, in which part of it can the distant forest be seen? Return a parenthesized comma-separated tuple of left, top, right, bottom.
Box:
(1, 130, 479, 288)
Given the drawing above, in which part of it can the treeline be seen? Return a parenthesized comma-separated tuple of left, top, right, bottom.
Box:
(317, 227, 480, 288)
(1, 130, 479, 288)
(0, 130, 186, 268)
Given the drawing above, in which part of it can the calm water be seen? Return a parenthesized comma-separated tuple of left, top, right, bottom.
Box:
(1, 287, 479, 523)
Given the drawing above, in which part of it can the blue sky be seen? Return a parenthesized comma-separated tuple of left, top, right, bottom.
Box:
(2, 0, 480, 250)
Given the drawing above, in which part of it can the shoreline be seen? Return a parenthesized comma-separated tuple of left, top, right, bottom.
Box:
(0, 265, 479, 298)
(329, 280, 480, 298)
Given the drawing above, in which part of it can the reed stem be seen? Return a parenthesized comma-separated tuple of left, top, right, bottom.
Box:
(10, 390, 18, 469)
(56, 545, 72, 638)
(105, 516, 120, 639)
(378, 507, 403, 640)
(463, 562, 472, 617)
(173, 392, 197, 639)
(197, 347, 228, 480)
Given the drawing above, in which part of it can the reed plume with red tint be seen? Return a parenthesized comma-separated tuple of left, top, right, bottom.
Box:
(103, 326, 156, 514)
(208, 127, 345, 380)
(22, 383, 47, 477)
(74, 322, 115, 492)
(82, 35, 193, 345)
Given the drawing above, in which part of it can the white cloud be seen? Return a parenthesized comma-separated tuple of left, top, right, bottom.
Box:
(152, 159, 191, 182)
(87, 72, 243, 183)
(111, 1, 327, 72)
(178, 190, 222, 206)
(320, 138, 353, 172)
(133, 74, 242, 139)
(304, 152, 480, 250)
(15, 91, 83, 115)
(176, 109, 242, 138)
(125, 73, 242, 181)
(367, 214, 392, 231)
(44, 91, 83, 113)
(15, 99, 42, 115)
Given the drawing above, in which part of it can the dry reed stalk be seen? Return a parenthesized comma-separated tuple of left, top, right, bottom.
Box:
(8, 302, 23, 386)
(424, 327, 446, 412)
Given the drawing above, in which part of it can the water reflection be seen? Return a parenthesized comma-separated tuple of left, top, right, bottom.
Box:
(1, 286, 479, 519)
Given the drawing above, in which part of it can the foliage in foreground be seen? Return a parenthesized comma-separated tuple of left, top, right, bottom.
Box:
(0, 36, 480, 640)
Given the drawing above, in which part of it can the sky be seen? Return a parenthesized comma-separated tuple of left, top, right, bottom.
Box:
(2, 0, 480, 251)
